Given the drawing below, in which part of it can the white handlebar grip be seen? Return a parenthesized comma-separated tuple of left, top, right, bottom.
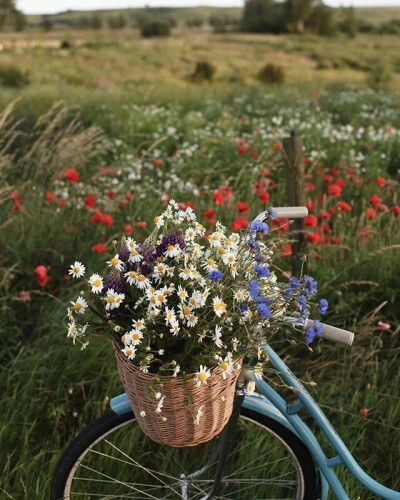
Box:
(274, 207, 308, 219)
(306, 320, 354, 346)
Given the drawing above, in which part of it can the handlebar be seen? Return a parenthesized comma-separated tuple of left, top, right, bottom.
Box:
(305, 320, 354, 346)
(254, 206, 308, 222)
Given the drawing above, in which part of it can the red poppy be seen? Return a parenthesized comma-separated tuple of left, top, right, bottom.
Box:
(12, 201, 23, 212)
(330, 236, 341, 245)
(263, 168, 270, 177)
(34, 265, 50, 287)
(330, 167, 339, 176)
(370, 194, 381, 206)
(137, 221, 147, 229)
(107, 190, 115, 200)
(10, 191, 21, 202)
(304, 215, 318, 227)
(360, 228, 371, 239)
(208, 218, 216, 227)
(212, 192, 224, 206)
(305, 182, 316, 192)
(322, 224, 331, 234)
(102, 214, 114, 228)
(259, 190, 270, 203)
(272, 218, 289, 232)
(45, 191, 56, 203)
(231, 216, 248, 231)
(377, 203, 388, 213)
(124, 224, 133, 235)
(336, 178, 346, 188)
(319, 210, 331, 221)
(327, 184, 342, 196)
(64, 168, 80, 183)
(93, 243, 107, 254)
(360, 408, 369, 419)
(281, 244, 293, 258)
(346, 168, 356, 177)
(237, 145, 248, 155)
(125, 192, 133, 200)
(203, 209, 215, 219)
(59, 200, 67, 208)
(84, 194, 96, 209)
(90, 210, 103, 225)
(236, 202, 249, 213)
(153, 159, 164, 168)
(391, 205, 400, 216)
(273, 142, 282, 151)
(324, 175, 333, 184)
(99, 165, 108, 174)
(306, 199, 314, 211)
(376, 177, 386, 187)
(306, 232, 322, 244)
(119, 200, 127, 209)
(337, 201, 351, 212)
(366, 208, 376, 219)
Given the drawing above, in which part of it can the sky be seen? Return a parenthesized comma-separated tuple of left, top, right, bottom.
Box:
(16, 0, 400, 15)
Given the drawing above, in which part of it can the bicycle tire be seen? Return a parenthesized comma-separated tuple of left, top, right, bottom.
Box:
(51, 407, 319, 499)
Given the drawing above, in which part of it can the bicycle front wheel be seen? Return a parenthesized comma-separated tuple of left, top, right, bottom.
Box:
(51, 407, 318, 499)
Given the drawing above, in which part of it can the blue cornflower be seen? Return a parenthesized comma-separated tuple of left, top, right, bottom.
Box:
(250, 220, 269, 234)
(209, 270, 223, 282)
(283, 287, 294, 301)
(247, 240, 261, 251)
(240, 304, 250, 315)
(268, 208, 278, 220)
(303, 275, 318, 297)
(254, 265, 270, 278)
(305, 320, 324, 345)
(318, 298, 329, 315)
(249, 280, 260, 300)
(258, 303, 271, 319)
(289, 277, 300, 290)
(298, 294, 310, 318)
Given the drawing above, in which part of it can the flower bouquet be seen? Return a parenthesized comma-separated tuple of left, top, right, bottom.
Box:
(67, 201, 327, 446)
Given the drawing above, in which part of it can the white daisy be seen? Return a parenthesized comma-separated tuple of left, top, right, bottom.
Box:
(68, 261, 86, 279)
(218, 355, 234, 380)
(105, 289, 125, 311)
(194, 365, 211, 389)
(128, 329, 144, 346)
(71, 296, 88, 315)
(122, 345, 136, 360)
(177, 285, 188, 301)
(132, 318, 145, 330)
(246, 381, 256, 396)
(170, 321, 180, 335)
(254, 365, 263, 380)
(173, 364, 181, 377)
(179, 266, 197, 281)
(185, 227, 197, 241)
(124, 270, 138, 285)
(186, 314, 198, 327)
(221, 251, 237, 266)
(213, 325, 223, 348)
(88, 273, 103, 294)
(213, 296, 227, 317)
(155, 395, 165, 414)
(135, 273, 151, 290)
(153, 215, 165, 228)
(234, 289, 248, 302)
(107, 254, 124, 272)
(165, 307, 176, 325)
(164, 244, 181, 258)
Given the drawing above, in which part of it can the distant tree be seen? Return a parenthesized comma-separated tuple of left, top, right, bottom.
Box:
(186, 17, 204, 28)
(90, 14, 102, 30)
(285, 0, 322, 33)
(108, 15, 127, 29)
(307, 5, 337, 36)
(0, 0, 25, 31)
(241, 0, 286, 34)
(141, 19, 171, 37)
(42, 16, 53, 32)
(13, 9, 26, 31)
(338, 7, 358, 38)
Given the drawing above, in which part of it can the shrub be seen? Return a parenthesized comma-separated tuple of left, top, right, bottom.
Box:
(60, 40, 71, 50)
(190, 60, 216, 82)
(258, 63, 285, 85)
(141, 20, 171, 38)
(0, 65, 29, 88)
(367, 64, 393, 90)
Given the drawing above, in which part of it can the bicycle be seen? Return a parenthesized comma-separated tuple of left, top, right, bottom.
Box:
(51, 207, 400, 500)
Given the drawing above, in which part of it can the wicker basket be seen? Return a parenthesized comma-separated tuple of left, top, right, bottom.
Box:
(113, 342, 241, 447)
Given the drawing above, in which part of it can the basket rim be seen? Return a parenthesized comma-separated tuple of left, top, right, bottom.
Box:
(113, 339, 243, 383)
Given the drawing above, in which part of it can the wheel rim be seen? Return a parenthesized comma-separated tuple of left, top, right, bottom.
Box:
(64, 415, 305, 499)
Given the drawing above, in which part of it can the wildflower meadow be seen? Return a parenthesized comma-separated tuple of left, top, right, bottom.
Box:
(1, 31, 400, 498)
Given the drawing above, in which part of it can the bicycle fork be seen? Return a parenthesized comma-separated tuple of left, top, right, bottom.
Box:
(179, 386, 245, 500)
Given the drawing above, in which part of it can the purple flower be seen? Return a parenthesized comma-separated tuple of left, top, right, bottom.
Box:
(254, 265, 270, 278)
(303, 275, 318, 297)
(155, 231, 185, 258)
(289, 277, 300, 290)
(250, 220, 269, 234)
(209, 270, 223, 282)
(258, 303, 271, 319)
(305, 320, 324, 345)
(318, 298, 329, 315)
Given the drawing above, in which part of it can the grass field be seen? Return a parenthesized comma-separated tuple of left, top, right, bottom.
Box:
(1, 25, 400, 499)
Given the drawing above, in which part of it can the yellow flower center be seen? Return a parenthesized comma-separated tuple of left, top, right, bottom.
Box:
(121, 335, 126, 343)
(132, 333, 140, 341)
(220, 361, 229, 371)
(189, 315, 195, 322)
(157, 294, 165, 302)
(108, 296, 115, 304)
(215, 302, 226, 311)
(218, 247, 226, 255)
(111, 257, 119, 266)
(198, 372, 207, 382)
(167, 245, 175, 251)
(74, 303, 81, 311)
(94, 279, 101, 287)
(73, 267, 80, 274)
(154, 216, 160, 223)
(226, 239, 232, 246)
(138, 274, 146, 282)
(157, 256, 164, 262)
(126, 349, 133, 356)
(183, 306, 190, 316)
(184, 268, 191, 274)
(189, 298, 196, 305)
(129, 271, 137, 278)
(131, 250, 138, 256)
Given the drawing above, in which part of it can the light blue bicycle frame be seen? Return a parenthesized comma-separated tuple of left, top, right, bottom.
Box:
(111, 343, 400, 500)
